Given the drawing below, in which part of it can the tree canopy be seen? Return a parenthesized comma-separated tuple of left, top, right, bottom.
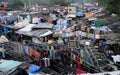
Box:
(92, 0, 120, 18)
(105, 0, 120, 17)
(50, 0, 70, 6)
(20, 0, 71, 6)
(91, 0, 108, 6)
(9, 0, 24, 9)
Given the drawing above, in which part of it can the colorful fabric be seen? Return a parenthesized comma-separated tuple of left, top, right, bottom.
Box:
(29, 64, 41, 73)
(29, 47, 41, 59)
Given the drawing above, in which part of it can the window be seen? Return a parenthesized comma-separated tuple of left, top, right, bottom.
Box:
(69, 9, 72, 11)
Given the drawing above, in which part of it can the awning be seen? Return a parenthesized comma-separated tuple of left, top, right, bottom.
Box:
(16, 29, 51, 37)
(15, 22, 29, 28)
(32, 23, 53, 29)
(40, 30, 53, 37)
(88, 17, 97, 21)
(18, 24, 36, 32)
(90, 26, 112, 31)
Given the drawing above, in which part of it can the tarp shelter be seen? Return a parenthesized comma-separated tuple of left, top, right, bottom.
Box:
(0, 60, 22, 72)
(4, 17, 17, 25)
(94, 19, 105, 27)
(15, 22, 29, 28)
(40, 30, 53, 37)
(90, 26, 112, 31)
(18, 24, 36, 32)
(32, 23, 53, 29)
(16, 29, 51, 37)
(76, 12, 84, 16)
(6, 17, 17, 22)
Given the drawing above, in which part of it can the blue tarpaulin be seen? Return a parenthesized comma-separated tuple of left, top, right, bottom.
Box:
(76, 12, 84, 16)
(0, 60, 22, 72)
(6, 17, 17, 22)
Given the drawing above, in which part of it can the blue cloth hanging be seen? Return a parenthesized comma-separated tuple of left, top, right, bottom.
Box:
(53, 50, 56, 57)
(62, 32, 66, 38)
(3, 26, 8, 31)
(49, 50, 52, 57)
(29, 64, 41, 73)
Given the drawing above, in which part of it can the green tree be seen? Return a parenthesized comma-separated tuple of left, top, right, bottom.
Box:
(50, 0, 70, 6)
(91, 0, 108, 6)
(9, 0, 24, 9)
(105, 0, 120, 17)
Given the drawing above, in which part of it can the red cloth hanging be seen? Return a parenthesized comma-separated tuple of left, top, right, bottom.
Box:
(75, 68, 86, 74)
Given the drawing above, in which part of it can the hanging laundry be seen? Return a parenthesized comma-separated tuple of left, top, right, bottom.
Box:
(49, 50, 53, 58)
(29, 47, 41, 60)
(43, 58, 47, 67)
(23, 46, 29, 55)
(43, 58, 50, 67)
(47, 45, 50, 50)
(47, 58, 50, 66)
(80, 31, 82, 39)
(53, 50, 56, 57)
(75, 68, 86, 75)
(76, 62, 82, 69)
(76, 56, 80, 62)
(51, 45, 54, 50)
(62, 32, 66, 38)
